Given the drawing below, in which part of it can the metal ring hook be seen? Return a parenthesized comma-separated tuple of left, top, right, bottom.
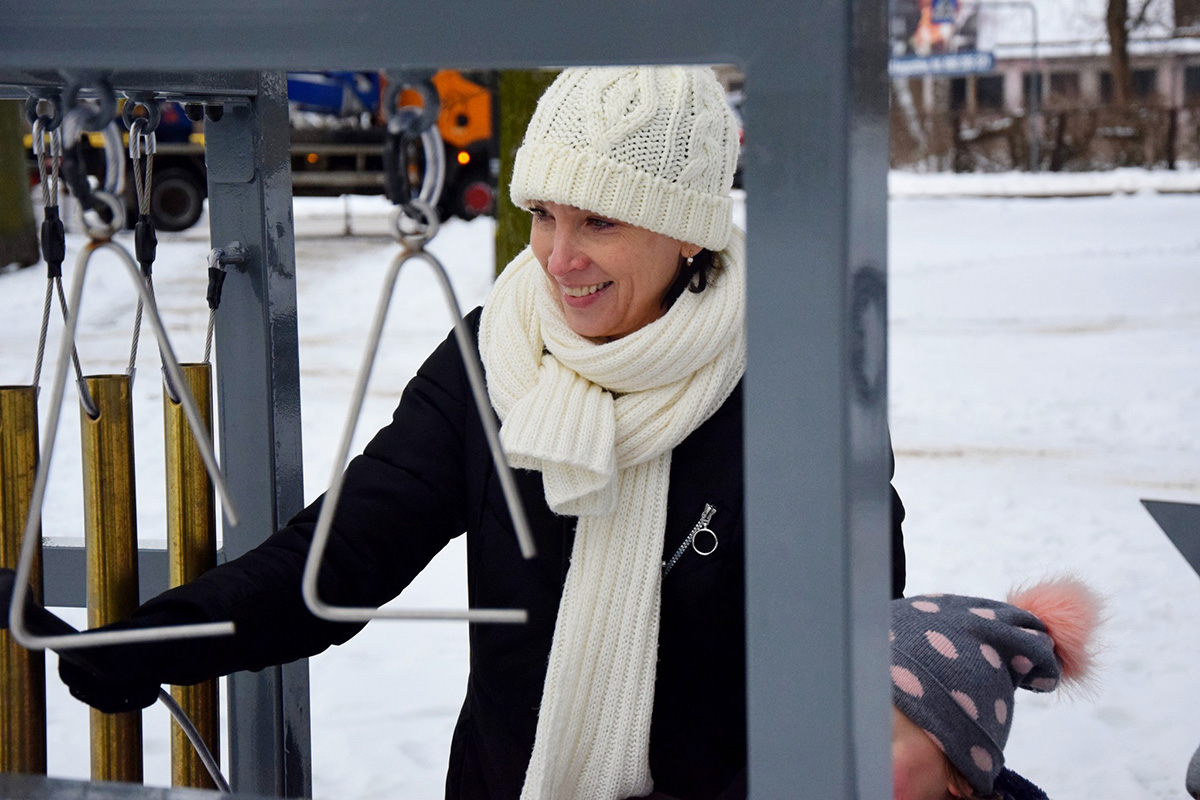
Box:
(302, 248, 536, 626)
(80, 121, 128, 239)
(25, 92, 63, 131)
(81, 190, 125, 242)
(382, 73, 440, 135)
(100, 119, 126, 196)
(121, 95, 162, 134)
(382, 110, 445, 211)
(392, 197, 440, 250)
(60, 113, 127, 238)
(62, 76, 117, 131)
(8, 240, 239, 652)
(691, 527, 719, 556)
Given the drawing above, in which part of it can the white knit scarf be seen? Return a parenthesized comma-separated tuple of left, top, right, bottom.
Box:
(478, 230, 745, 800)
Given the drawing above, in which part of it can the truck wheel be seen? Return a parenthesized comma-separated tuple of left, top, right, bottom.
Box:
(150, 167, 205, 232)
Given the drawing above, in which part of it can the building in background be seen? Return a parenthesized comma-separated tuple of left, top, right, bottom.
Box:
(890, 0, 1200, 170)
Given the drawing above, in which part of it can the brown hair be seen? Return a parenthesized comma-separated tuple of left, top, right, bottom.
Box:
(661, 248, 724, 308)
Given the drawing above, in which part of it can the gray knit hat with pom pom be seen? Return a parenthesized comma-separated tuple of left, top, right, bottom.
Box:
(891, 579, 1101, 796)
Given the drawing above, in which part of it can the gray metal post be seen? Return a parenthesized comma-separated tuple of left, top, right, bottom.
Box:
(203, 71, 311, 799)
(741, 0, 893, 796)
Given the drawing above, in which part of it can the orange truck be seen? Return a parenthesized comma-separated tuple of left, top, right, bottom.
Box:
(27, 70, 499, 232)
(290, 69, 498, 222)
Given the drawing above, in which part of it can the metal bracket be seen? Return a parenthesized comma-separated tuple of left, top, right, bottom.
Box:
(1142, 499, 1200, 578)
(210, 242, 251, 271)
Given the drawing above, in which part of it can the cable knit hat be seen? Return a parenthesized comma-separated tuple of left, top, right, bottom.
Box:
(510, 66, 740, 252)
(890, 578, 1102, 797)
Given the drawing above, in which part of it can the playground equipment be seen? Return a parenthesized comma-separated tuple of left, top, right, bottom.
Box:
(0, 1, 895, 796)
(5, 80, 238, 791)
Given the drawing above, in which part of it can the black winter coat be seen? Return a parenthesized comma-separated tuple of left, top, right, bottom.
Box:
(995, 768, 1051, 800)
(126, 308, 907, 800)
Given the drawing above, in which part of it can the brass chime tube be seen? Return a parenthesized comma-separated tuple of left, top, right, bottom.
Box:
(0, 386, 46, 775)
(80, 374, 143, 784)
(164, 364, 219, 790)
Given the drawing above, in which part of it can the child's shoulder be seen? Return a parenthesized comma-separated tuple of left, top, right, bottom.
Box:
(995, 768, 1050, 800)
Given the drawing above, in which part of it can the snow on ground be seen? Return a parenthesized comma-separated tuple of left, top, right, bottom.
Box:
(889, 190, 1200, 799)
(1, 179, 1198, 798)
(890, 166, 1200, 197)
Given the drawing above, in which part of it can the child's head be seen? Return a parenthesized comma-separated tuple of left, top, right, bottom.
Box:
(893, 704, 979, 799)
(889, 578, 1102, 800)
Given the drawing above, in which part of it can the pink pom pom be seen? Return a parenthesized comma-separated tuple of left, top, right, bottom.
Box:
(1007, 577, 1103, 683)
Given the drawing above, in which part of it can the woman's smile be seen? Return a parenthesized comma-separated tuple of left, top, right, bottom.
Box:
(561, 281, 613, 301)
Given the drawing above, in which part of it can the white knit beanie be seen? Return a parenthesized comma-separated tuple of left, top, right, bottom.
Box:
(510, 66, 740, 252)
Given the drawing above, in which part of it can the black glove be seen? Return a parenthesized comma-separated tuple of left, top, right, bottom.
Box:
(1, 568, 163, 715)
(59, 652, 161, 714)
(55, 609, 213, 715)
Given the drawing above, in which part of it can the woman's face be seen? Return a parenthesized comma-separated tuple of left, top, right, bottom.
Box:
(528, 201, 699, 342)
(892, 707, 959, 800)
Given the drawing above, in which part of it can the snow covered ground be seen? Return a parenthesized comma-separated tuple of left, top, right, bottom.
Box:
(890, 166, 1200, 198)
(1, 179, 1198, 799)
(889, 189, 1200, 799)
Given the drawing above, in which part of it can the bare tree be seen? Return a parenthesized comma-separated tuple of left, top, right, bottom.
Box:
(1107, 0, 1134, 105)
(1106, 0, 1170, 105)
(1176, 0, 1200, 30)
(0, 99, 39, 270)
(495, 69, 559, 275)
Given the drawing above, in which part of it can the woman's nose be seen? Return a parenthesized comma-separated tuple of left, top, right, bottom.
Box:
(545, 228, 586, 277)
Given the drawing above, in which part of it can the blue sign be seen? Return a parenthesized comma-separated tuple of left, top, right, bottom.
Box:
(931, 0, 958, 24)
(888, 51, 995, 77)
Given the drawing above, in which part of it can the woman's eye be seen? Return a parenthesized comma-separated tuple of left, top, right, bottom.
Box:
(529, 206, 549, 221)
(587, 217, 616, 231)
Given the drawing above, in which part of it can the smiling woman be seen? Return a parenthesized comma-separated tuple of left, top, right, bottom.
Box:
(527, 201, 700, 341)
(55, 65, 908, 800)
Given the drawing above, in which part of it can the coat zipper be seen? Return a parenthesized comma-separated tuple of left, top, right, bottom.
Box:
(662, 503, 716, 577)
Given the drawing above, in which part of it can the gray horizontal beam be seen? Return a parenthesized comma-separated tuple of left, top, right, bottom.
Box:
(0, 69, 258, 99)
(41, 545, 224, 608)
(0, 771, 268, 800)
(0, 1, 756, 71)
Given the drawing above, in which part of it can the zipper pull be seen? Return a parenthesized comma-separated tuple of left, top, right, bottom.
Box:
(663, 503, 717, 577)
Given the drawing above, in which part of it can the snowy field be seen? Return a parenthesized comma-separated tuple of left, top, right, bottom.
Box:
(1, 179, 1198, 799)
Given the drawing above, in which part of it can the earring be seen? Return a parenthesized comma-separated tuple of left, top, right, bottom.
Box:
(686, 255, 695, 266)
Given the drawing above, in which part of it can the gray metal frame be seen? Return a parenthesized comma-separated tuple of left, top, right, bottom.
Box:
(1, 1, 892, 796)
(203, 72, 311, 799)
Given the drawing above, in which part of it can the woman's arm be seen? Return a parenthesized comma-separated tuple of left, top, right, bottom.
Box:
(59, 312, 481, 707)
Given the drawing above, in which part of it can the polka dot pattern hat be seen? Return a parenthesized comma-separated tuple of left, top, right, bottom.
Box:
(890, 578, 1102, 796)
